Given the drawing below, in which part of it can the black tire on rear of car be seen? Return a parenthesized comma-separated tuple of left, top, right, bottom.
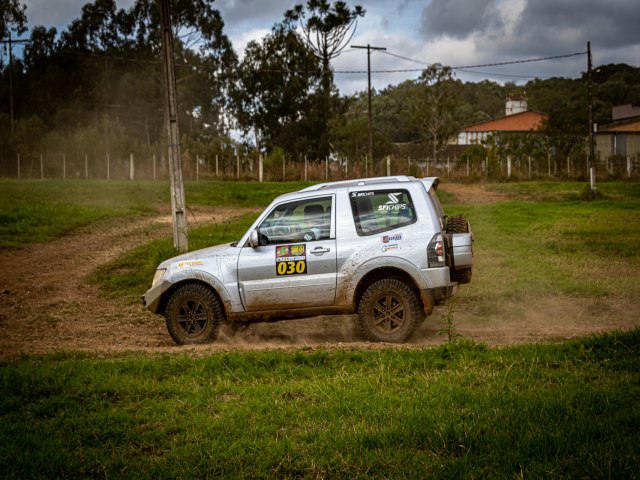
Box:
(445, 215, 472, 284)
(165, 283, 223, 345)
(446, 215, 469, 234)
(357, 279, 423, 343)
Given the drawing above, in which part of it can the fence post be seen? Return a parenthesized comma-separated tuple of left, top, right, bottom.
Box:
(259, 154, 264, 182)
(507, 155, 512, 177)
(153, 154, 156, 180)
(85, 154, 89, 179)
(63, 152, 66, 180)
(196, 155, 199, 182)
(386, 156, 391, 176)
(628, 155, 632, 179)
(325, 156, 328, 180)
(40, 153, 44, 179)
(17, 153, 20, 180)
(304, 155, 308, 181)
(107, 154, 110, 180)
(130, 153, 135, 180)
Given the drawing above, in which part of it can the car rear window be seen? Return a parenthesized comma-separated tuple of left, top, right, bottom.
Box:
(349, 189, 416, 236)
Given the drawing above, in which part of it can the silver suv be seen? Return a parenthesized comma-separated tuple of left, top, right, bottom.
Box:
(143, 176, 473, 344)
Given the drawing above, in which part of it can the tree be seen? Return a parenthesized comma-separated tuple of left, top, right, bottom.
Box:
(233, 26, 321, 156)
(282, 0, 365, 158)
(0, 0, 26, 43)
(413, 64, 460, 164)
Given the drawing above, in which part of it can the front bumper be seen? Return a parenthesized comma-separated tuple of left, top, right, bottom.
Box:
(141, 280, 171, 314)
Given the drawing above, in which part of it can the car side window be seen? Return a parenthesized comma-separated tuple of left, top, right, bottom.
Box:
(258, 196, 333, 245)
(350, 189, 416, 236)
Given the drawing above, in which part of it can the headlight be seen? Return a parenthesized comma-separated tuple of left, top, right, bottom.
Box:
(151, 268, 166, 288)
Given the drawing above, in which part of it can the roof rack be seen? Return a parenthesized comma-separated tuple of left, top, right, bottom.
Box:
(299, 176, 417, 192)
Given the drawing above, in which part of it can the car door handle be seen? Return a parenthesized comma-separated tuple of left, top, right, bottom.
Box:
(311, 247, 331, 255)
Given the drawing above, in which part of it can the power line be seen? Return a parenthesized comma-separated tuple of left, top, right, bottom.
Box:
(451, 51, 587, 70)
(340, 49, 589, 76)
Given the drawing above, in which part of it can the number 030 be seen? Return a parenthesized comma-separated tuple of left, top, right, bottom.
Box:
(277, 260, 306, 275)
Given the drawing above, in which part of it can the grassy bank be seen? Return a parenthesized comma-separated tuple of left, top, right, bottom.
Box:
(0, 179, 311, 248)
(1, 329, 639, 478)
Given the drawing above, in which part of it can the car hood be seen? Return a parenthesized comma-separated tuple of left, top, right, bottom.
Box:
(158, 243, 239, 270)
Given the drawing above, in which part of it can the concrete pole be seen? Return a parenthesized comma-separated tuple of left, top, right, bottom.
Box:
(159, 0, 188, 251)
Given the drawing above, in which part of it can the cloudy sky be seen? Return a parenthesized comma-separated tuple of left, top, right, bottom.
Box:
(20, 0, 640, 95)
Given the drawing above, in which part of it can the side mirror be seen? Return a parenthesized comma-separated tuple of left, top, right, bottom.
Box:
(248, 228, 260, 248)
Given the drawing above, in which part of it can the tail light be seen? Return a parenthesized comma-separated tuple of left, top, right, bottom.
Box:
(428, 233, 446, 267)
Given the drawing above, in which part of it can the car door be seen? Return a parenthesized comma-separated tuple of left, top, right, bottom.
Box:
(237, 195, 337, 311)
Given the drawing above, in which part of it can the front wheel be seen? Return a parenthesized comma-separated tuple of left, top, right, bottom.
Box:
(357, 279, 423, 343)
(165, 283, 223, 345)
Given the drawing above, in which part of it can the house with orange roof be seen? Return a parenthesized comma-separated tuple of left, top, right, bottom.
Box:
(455, 99, 548, 145)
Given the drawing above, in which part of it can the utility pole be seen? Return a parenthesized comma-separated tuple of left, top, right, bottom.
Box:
(1, 34, 29, 137)
(352, 44, 386, 170)
(158, 0, 188, 252)
(587, 41, 596, 191)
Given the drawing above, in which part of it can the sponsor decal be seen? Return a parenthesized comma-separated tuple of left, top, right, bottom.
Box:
(177, 260, 204, 267)
(350, 191, 374, 198)
(378, 192, 409, 212)
(381, 243, 400, 253)
(382, 233, 403, 243)
(275, 244, 307, 275)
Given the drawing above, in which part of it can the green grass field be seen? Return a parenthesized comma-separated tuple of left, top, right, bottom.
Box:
(1, 179, 639, 478)
(1, 331, 638, 478)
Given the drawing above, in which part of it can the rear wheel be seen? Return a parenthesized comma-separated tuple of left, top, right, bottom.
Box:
(165, 283, 223, 345)
(357, 279, 423, 343)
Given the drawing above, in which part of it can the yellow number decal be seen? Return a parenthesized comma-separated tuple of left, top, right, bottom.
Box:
(276, 260, 307, 275)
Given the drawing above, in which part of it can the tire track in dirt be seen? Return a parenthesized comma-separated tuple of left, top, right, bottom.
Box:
(0, 207, 253, 359)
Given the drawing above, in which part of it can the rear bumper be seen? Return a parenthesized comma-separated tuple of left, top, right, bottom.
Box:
(419, 266, 457, 315)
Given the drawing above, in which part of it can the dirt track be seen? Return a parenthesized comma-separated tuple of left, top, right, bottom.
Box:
(1, 184, 637, 360)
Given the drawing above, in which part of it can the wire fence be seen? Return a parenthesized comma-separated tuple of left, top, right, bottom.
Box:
(3, 150, 640, 182)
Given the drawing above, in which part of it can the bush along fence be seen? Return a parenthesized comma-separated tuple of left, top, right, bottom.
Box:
(3, 150, 640, 182)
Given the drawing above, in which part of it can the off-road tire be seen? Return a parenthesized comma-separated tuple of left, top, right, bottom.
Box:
(165, 283, 223, 345)
(357, 279, 423, 343)
(445, 215, 472, 284)
(446, 215, 469, 234)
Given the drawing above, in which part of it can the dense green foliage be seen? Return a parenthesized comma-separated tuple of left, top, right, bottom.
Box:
(2, 0, 639, 176)
(1, 329, 639, 478)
